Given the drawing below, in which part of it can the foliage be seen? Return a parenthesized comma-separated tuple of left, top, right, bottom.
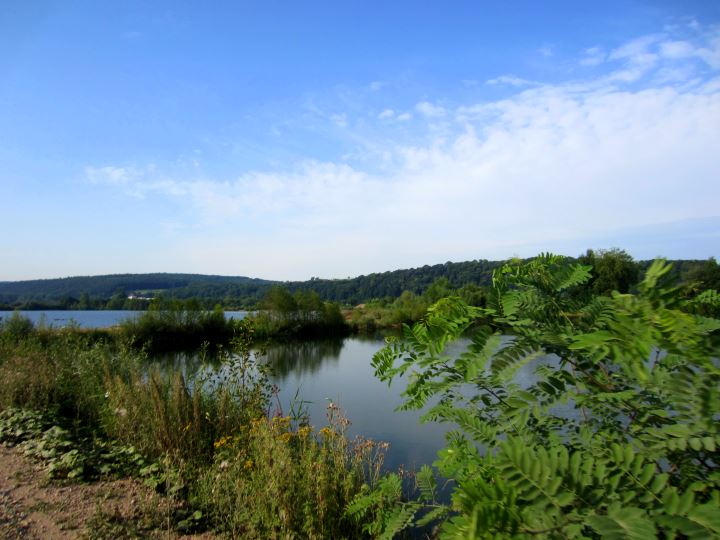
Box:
(0, 329, 135, 425)
(102, 328, 272, 463)
(119, 299, 237, 351)
(683, 256, 720, 292)
(0, 317, 387, 536)
(0, 311, 35, 341)
(197, 404, 387, 539)
(578, 248, 640, 295)
(3, 256, 719, 312)
(250, 286, 349, 339)
(360, 254, 720, 538)
(0, 259, 503, 308)
(0, 408, 153, 481)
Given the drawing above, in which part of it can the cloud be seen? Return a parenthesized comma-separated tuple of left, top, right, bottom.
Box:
(396, 112, 412, 121)
(415, 101, 446, 117)
(538, 45, 554, 57)
(580, 46, 606, 66)
(87, 24, 720, 278)
(331, 113, 348, 127)
(85, 165, 138, 186)
(486, 75, 538, 87)
(660, 40, 696, 59)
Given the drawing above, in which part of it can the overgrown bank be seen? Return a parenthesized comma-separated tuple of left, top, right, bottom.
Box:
(0, 325, 387, 538)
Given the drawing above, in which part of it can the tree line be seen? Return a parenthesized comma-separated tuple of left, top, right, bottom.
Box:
(1, 251, 718, 313)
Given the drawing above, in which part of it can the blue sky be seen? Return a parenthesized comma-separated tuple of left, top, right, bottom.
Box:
(2, 1, 719, 280)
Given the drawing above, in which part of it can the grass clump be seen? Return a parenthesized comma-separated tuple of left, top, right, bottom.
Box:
(197, 405, 387, 539)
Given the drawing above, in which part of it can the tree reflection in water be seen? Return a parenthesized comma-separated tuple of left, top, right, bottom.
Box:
(263, 338, 344, 380)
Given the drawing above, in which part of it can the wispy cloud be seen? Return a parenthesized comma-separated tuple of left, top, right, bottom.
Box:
(85, 165, 139, 186)
(580, 46, 606, 66)
(538, 45, 554, 57)
(486, 75, 539, 87)
(415, 101, 446, 117)
(86, 23, 720, 278)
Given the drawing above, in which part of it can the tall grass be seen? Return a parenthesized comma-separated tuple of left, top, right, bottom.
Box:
(0, 315, 387, 536)
(197, 405, 388, 538)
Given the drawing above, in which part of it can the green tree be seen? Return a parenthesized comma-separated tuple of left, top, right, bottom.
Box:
(685, 257, 720, 291)
(77, 292, 92, 310)
(457, 283, 488, 307)
(351, 255, 720, 538)
(578, 248, 640, 294)
(425, 277, 454, 304)
(105, 292, 126, 310)
(263, 286, 298, 318)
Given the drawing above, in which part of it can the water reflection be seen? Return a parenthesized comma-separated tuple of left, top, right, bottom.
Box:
(263, 338, 344, 379)
(148, 335, 581, 475)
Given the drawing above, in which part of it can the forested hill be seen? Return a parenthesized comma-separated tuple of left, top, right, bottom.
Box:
(0, 273, 276, 308)
(1, 255, 716, 309)
(0, 259, 502, 308)
(289, 259, 502, 304)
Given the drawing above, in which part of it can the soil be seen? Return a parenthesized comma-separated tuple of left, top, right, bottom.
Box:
(0, 445, 215, 539)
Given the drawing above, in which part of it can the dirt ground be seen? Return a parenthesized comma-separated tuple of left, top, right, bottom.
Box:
(0, 445, 214, 539)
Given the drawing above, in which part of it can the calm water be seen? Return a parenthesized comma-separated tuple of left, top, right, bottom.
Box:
(263, 337, 454, 471)
(161, 337, 565, 473)
(1, 310, 563, 473)
(0, 310, 248, 328)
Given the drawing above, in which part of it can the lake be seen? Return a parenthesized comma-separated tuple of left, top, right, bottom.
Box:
(0, 310, 249, 328)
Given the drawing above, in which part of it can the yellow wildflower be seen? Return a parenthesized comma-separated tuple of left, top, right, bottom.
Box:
(213, 435, 232, 449)
(243, 459, 253, 470)
(297, 426, 312, 438)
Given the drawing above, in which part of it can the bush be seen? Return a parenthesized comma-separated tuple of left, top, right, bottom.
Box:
(358, 255, 720, 538)
(120, 301, 236, 352)
(0, 312, 35, 341)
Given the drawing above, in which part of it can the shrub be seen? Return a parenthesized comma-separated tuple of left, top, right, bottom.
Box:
(120, 301, 235, 352)
(356, 255, 720, 538)
(0, 312, 35, 341)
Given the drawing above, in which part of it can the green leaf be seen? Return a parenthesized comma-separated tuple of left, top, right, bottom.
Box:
(587, 507, 656, 539)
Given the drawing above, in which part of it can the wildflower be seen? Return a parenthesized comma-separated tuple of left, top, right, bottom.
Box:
(280, 432, 293, 443)
(243, 459, 253, 470)
(271, 416, 291, 430)
(214, 435, 232, 448)
(297, 426, 312, 438)
(319, 426, 333, 437)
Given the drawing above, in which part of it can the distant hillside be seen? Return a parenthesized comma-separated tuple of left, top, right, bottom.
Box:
(286, 259, 502, 304)
(1, 256, 712, 310)
(0, 273, 276, 308)
(0, 260, 502, 308)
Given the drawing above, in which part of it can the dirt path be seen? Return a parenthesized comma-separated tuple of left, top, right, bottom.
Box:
(0, 446, 213, 539)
